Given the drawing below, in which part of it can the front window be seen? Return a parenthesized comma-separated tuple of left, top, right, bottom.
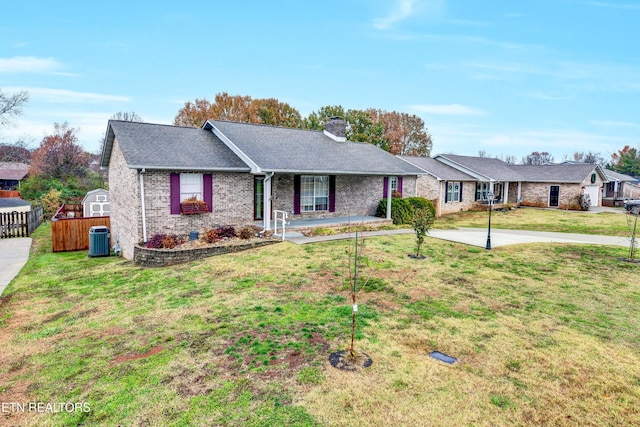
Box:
(180, 173, 203, 201)
(390, 176, 398, 193)
(301, 176, 329, 211)
(447, 181, 461, 203)
(476, 182, 490, 201)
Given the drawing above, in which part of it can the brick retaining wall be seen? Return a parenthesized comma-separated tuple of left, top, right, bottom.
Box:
(133, 239, 280, 267)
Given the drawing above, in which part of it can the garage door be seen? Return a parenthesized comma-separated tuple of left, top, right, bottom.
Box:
(584, 185, 599, 206)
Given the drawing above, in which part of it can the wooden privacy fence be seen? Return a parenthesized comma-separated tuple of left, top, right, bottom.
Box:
(51, 216, 111, 252)
(0, 206, 44, 239)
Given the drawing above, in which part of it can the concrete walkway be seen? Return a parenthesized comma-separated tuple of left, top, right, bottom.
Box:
(0, 237, 32, 297)
(287, 227, 631, 248)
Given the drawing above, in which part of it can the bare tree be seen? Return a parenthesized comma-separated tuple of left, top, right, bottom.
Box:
(0, 89, 29, 127)
(522, 151, 554, 165)
(99, 111, 144, 155)
(573, 151, 604, 165)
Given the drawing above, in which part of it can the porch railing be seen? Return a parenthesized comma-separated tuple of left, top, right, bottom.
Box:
(273, 210, 288, 241)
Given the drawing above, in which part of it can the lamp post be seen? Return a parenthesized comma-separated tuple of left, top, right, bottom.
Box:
(485, 191, 494, 250)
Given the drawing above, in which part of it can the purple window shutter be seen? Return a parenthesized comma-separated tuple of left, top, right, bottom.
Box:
(203, 174, 213, 212)
(398, 176, 403, 197)
(293, 175, 301, 214)
(459, 182, 463, 202)
(329, 175, 336, 212)
(170, 173, 181, 214)
(383, 177, 389, 198)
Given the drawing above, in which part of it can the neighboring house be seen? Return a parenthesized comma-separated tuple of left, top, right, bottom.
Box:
(0, 162, 29, 191)
(100, 118, 423, 260)
(399, 156, 477, 217)
(602, 170, 640, 206)
(402, 154, 609, 215)
(0, 197, 31, 214)
(511, 163, 608, 209)
(82, 189, 110, 217)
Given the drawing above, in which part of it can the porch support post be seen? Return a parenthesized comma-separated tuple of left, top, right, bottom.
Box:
(503, 181, 509, 203)
(386, 175, 393, 220)
(139, 169, 147, 243)
(263, 172, 274, 232)
(517, 182, 522, 203)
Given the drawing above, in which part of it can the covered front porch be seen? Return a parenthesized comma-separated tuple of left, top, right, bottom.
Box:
(257, 214, 393, 240)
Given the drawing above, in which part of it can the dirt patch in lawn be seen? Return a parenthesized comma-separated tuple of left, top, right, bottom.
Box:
(111, 346, 164, 366)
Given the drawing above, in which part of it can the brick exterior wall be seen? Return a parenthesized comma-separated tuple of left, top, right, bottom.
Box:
(416, 176, 478, 217)
(273, 174, 417, 219)
(108, 139, 256, 260)
(141, 171, 254, 238)
(108, 139, 141, 260)
(520, 183, 582, 209)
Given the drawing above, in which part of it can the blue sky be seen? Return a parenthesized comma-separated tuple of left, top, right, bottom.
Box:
(1, 0, 638, 162)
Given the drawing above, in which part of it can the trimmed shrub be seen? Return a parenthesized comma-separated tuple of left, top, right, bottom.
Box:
(376, 198, 414, 225)
(145, 233, 183, 249)
(215, 226, 237, 239)
(238, 225, 261, 239)
(204, 229, 221, 243)
(406, 197, 436, 219)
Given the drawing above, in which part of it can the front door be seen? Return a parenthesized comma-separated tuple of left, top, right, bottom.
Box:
(549, 185, 560, 207)
(254, 177, 264, 220)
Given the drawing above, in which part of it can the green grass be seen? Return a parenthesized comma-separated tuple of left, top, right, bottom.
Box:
(1, 216, 639, 426)
(434, 206, 631, 236)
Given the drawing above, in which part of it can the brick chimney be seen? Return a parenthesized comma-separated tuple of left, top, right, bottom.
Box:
(323, 116, 347, 142)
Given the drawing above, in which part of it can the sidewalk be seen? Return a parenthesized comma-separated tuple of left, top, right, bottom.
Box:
(0, 238, 32, 297)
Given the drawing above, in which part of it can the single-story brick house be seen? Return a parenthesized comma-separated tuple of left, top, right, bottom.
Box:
(602, 169, 640, 206)
(398, 156, 477, 217)
(400, 154, 609, 215)
(100, 118, 423, 259)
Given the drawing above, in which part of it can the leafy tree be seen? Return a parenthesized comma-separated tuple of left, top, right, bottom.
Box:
(610, 146, 640, 176)
(522, 151, 554, 165)
(0, 89, 29, 127)
(254, 98, 302, 127)
(30, 122, 90, 181)
(0, 139, 32, 163)
(346, 109, 386, 149)
(369, 109, 432, 156)
(174, 92, 302, 128)
(412, 207, 434, 258)
(303, 105, 346, 130)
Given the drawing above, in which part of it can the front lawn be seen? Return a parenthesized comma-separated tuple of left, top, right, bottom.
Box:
(434, 206, 632, 237)
(0, 218, 639, 426)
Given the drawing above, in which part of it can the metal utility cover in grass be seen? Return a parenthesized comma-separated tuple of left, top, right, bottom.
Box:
(429, 351, 458, 364)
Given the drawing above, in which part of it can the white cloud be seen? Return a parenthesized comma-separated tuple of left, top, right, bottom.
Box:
(373, 0, 417, 30)
(0, 56, 65, 74)
(4, 86, 131, 104)
(590, 119, 640, 129)
(409, 103, 485, 115)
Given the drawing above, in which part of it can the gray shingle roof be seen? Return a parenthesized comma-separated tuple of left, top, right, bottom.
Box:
(0, 198, 30, 208)
(603, 169, 637, 182)
(510, 164, 607, 183)
(208, 120, 424, 175)
(102, 121, 250, 171)
(435, 154, 524, 181)
(399, 156, 477, 181)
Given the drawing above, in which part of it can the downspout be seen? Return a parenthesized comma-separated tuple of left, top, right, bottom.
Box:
(139, 169, 147, 243)
(386, 175, 393, 220)
(263, 171, 274, 232)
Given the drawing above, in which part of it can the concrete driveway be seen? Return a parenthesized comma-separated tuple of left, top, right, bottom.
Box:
(0, 237, 32, 297)
(428, 228, 630, 248)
